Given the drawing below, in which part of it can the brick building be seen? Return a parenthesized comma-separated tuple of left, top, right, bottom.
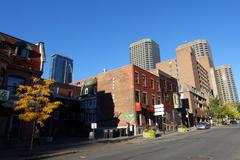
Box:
(74, 64, 180, 134)
(0, 32, 46, 144)
(156, 47, 211, 126)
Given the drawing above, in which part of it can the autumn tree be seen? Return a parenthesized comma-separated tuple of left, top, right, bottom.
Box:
(207, 97, 221, 118)
(14, 77, 62, 151)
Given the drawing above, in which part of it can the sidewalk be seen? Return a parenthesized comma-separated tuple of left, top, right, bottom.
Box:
(0, 128, 197, 160)
(0, 135, 142, 160)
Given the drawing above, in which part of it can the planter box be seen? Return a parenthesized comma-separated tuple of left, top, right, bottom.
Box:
(143, 131, 151, 138)
(178, 127, 187, 133)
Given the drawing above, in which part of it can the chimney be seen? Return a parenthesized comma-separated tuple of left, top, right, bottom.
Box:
(36, 42, 46, 72)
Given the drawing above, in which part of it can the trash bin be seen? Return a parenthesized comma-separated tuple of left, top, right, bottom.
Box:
(109, 129, 113, 138)
(104, 129, 109, 138)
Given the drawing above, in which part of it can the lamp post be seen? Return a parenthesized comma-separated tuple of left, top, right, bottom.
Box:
(186, 108, 190, 129)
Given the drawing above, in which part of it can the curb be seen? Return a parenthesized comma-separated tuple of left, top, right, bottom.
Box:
(24, 150, 79, 160)
(18, 135, 142, 160)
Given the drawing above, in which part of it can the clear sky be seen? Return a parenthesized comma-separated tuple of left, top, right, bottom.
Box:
(1, 0, 240, 97)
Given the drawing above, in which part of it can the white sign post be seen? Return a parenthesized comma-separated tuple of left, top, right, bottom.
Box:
(154, 104, 165, 133)
(91, 123, 97, 129)
(154, 104, 164, 116)
(91, 123, 97, 139)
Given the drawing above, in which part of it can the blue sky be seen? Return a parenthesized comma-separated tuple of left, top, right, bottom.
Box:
(1, 0, 240, 97)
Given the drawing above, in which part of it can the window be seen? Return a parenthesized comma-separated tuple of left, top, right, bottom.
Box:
(156, 81, 160, 91)
(134, 72, 139, 84)
(143, 92, 147, 104)
(68, 91, 72, 98)
(142, 75, 146, 87)
(157, 96, 161, 104)
(0, 68, 5, 88)
(151, 95, 155, 105)
(17, 47, 29, 58)
(7, 76, 25, 95)
(164, 80, 167, 89)
(84, 88, 89, 95)
(135, 90, 140, 103)
(151, 79, 154, 89)
(93, 86, 97, 95)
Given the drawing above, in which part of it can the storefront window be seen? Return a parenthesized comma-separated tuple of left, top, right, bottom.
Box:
(7, 76, 25, 95)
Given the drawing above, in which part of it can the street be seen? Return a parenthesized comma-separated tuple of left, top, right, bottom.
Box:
(47, 125, 240, 160)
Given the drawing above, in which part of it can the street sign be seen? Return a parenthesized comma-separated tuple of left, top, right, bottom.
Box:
(0, 89, 10, 101)
(154, 104, 164, 109)
(154, 104, 164, 116)
(124, 113, 135, 119)
(154, 112, 165, 116)
(91, 123, 97, 129)
(154, 108, 164, 112)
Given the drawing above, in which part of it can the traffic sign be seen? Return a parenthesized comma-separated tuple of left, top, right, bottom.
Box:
(154, 112, 165, 116)
(154, 104, 164, 109)
(154, 104, 164, 116)
(154, 108, 164, 112)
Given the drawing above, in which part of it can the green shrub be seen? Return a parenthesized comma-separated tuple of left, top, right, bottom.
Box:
(148, 129, 156, 139)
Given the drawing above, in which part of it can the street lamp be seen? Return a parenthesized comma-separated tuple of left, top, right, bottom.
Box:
(186, 108, 190, 129)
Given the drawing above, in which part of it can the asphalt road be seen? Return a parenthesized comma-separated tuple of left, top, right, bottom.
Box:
(47, 125, 240, 160)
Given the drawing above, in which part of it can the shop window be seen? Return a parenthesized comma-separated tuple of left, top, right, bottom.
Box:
(7, 76, 25, 95)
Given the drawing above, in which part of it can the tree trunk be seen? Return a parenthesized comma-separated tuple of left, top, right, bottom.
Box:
(29, 121, 35, 154)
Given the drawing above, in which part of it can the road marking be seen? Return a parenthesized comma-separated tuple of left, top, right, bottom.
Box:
(80, 155, 86, 159)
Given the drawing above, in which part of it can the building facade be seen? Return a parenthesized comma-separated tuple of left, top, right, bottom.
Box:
(130, 39, 160, 70)
(0, 32, 45, 143)
(50, 54, 73, 83)
(215, 65, 239, 103)
(96, 64, 180, 130)
(155, 47, 211, 126)
(176, 39, 213, 64)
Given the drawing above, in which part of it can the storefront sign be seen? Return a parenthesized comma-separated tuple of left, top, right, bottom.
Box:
(124, 113, 135, 119)
(135, 103, 141, 111)
(0, 89, 9, 101)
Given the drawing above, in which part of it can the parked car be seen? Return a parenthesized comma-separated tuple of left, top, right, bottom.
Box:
(230, 120, 238, 124)
(196, 122, 211, 130)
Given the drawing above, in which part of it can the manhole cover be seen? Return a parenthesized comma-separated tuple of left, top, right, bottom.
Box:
(189, 155, 212, 160)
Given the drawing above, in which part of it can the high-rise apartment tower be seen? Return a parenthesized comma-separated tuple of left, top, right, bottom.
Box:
(130, 39, 160, 70)
(177, 39, 213, 64)
(215, 64, 239, 103)
(50, 54, 73, 83)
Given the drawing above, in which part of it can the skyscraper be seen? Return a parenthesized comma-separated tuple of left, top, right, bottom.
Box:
(176, 39, 219, 96)
(215, 64, 239, 103)
(50, 54, 73, 83)
(130, 38, 160, 70)
(176, 39, 213, 64)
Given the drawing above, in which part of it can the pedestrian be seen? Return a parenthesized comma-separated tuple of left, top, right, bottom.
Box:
(33, 126, 40, 146)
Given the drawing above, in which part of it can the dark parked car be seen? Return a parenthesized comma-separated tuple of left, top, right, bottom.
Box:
(230, 120, 238, 124)
(196, 122, 211, 130)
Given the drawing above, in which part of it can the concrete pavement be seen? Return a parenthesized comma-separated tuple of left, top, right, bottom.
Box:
(45, 125, 240, 160)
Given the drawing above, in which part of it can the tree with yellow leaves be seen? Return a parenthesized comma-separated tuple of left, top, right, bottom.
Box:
(14, 77, 62, 151)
